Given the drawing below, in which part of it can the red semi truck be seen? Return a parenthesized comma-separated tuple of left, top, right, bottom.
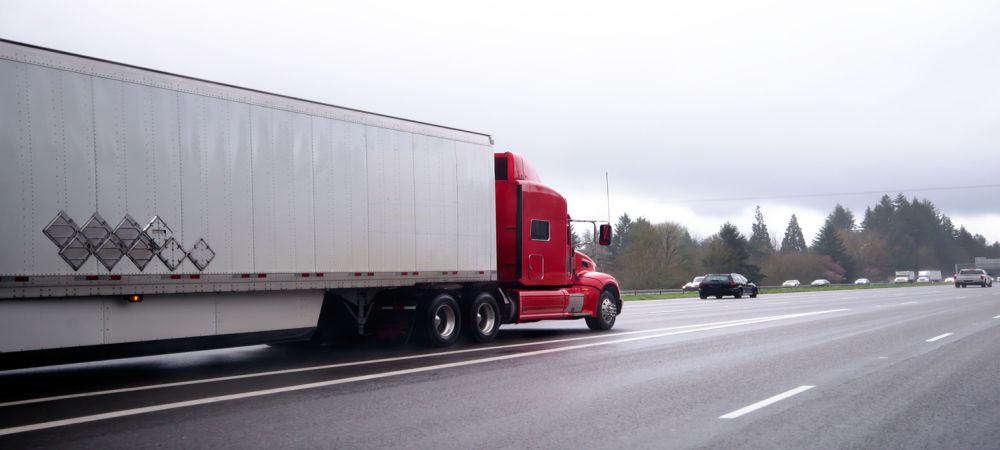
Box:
(0, 39, 621, 368)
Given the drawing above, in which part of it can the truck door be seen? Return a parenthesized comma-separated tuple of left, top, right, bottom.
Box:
(519, 184, 572, 287)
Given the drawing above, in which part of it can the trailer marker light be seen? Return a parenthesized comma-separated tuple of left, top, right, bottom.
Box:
(315, 273, 324, 277)
(110, 275, 122, 281)
(257, 273, 266, 278)
(189, 274, 200, 279)
(128, 294, 143, 303)
(170, 275, 182, 280)
(86, 275, 99, 281)
(14, 276, 29, 282)
(412, 272, 419, 276)
(367, 272, 374, 277)
(353, 272, 362, 277)
(240, 273, 251, 279)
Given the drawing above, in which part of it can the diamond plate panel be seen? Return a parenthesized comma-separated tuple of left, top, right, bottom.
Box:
(127, 233, 156, 271)
(143, 216, 173, 249)
(80, 213, 113, 251)
(94, 233, 126, 271)
(186, 238, 215, 271)
(113, 215, 143, 249)
(58, 233, 91, 271)
(42, 211, 80, 249)
(157, 237, 185, 271)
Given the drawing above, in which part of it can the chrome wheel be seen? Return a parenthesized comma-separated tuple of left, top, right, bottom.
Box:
(433, 303, 457, 339)
(600, 297, 617, 323)
(475, 302, 496, 335)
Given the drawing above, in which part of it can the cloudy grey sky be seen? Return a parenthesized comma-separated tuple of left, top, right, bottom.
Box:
(3, 0, 999, 243)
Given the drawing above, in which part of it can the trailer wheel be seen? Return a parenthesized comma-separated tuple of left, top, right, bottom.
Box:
(586, 290, 618, 331)
(418, 293, 462, 347)
(465, 292, 501, 343)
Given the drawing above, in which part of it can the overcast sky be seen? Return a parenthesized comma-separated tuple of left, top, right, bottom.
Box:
(3, 0, 999, 243)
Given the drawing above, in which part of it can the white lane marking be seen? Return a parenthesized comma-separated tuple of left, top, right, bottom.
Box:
(838, 297, 856, 300)
(954, 296, 967, 300)
(0, 309, 847, 436)
(899, 302, 918, 305)
(767, 301, 791, 305)
(993, 315, 1000, 319)
(637, 308, 698, 314)
(926, 333, 953, 342)
(719, 385, 815, 419)
(878, 356, 889, 359)
(0, 310, 848, 408)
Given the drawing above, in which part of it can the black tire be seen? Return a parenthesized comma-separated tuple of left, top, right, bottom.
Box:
(734, 288, 743, 299)
(715, 295, 723, 299)
(962, 284, 967, 288)
(955, 284, 960, 288)
(586, 289, 618, 331)
(417, 293, 462, 347)
(464, 292, 501, 343)
(750, 288, 758, 298)
(699, 293, 707, 299)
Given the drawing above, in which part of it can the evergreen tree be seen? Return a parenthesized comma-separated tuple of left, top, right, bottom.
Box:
(780, 214, 807, 252)
(828, 204, 856, 231)
(703, 223, 761, 280)
(812, 217, 853, 280)
(748, 205, 774, 259)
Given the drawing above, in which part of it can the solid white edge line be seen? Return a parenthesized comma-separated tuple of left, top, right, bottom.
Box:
(925, 333, 953, 342)
(993, 315, 1000, 319)
(0, 310, 847, 408)
(719, 385, 815, 419)
(0, 309, 848, 436)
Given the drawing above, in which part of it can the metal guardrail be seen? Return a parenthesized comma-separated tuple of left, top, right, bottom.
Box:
(621, 282, 903, 296)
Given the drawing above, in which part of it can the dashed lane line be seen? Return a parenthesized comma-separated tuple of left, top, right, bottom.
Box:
(719, 385, 816, 419)
(926, 333, 953, 343)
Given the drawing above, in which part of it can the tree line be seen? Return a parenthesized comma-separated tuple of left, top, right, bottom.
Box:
(576, 194, 1000, 289)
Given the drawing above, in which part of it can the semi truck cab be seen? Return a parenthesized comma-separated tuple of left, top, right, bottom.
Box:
(493, 152, 621, 328)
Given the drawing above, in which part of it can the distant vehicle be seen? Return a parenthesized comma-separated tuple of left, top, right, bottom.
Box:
(944, 277, 955, 283)
(916, 276, 930, 283)
(955, 269, 993, 288)
(811, 279, 831, 286)
(893, 276, 911, 284)
(682, 276, 706, 291)
(854, 278, 870, 285)
(917, 270, 943, 282)
(894, 270, 916, 283)
(782, 280, 801, 288)
(699, 273, 758, 299)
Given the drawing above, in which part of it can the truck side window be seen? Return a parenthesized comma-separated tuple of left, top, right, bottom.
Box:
(530, 220, 550, 241)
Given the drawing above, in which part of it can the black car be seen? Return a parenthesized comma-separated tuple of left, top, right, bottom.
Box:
(698, 273, 758, 299)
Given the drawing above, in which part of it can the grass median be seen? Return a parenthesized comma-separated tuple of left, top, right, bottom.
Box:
(622, 282, 947, 301)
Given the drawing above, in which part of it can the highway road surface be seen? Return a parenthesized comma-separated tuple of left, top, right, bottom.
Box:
(2, 285, 999, 449)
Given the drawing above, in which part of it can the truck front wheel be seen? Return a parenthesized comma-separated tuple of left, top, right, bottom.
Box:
(418, 293, 462, 347)
(465, 292, 501, 343)
(586, 290, 618, 331)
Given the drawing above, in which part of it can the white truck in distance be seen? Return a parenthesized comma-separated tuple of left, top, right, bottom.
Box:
(917, 270, 942, 282)
(954, 269, 993, 288)
(893, 271, 915, 283)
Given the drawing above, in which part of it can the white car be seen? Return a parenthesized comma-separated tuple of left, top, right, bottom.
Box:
(944, 277, 955, 283)
(782, 280, 801, 288)
(811, 279, 831, 286)
(893, 276, 910, 284)
(854, 278, 870, 285)
(916, 276, 930, 283)
(682, 276, 705, 292)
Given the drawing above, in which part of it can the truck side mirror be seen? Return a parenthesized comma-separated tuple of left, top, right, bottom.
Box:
(598, 224, 612, 246)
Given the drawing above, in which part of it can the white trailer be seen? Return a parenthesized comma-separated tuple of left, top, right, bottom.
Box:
(0, 39, 497, 366)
